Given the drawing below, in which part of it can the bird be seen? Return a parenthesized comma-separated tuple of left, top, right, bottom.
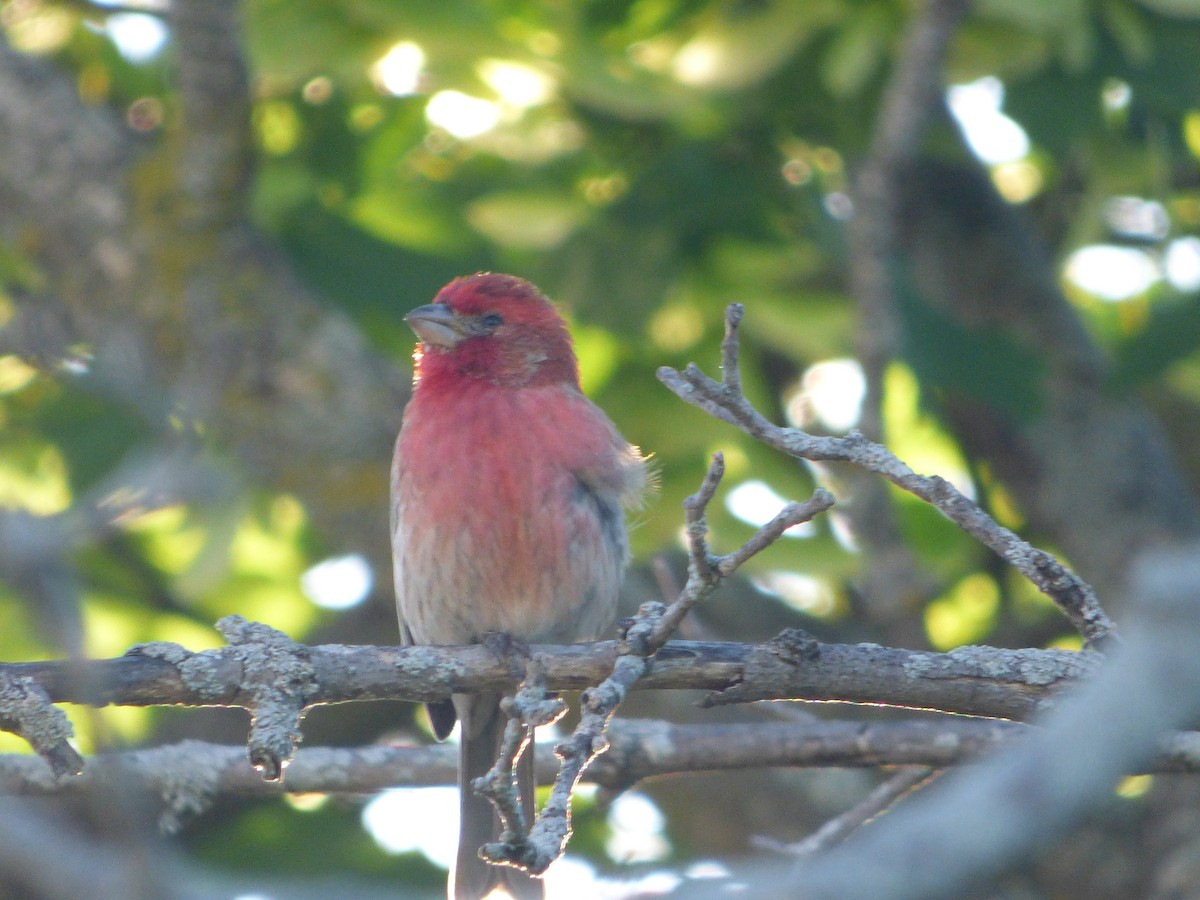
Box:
(390, 273, 648, 899)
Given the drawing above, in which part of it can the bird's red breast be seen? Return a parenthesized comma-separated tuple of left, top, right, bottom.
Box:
(391, 273, 646, 646)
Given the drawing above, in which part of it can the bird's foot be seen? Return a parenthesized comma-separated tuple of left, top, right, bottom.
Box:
(481, 631, 533, 679)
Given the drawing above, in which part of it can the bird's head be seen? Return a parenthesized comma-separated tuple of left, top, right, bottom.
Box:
(406, 274, 579, 388)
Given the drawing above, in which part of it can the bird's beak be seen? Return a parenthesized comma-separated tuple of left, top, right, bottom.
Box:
(405, 303, 464, 348)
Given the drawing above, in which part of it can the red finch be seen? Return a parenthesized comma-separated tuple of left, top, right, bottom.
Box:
(391, 274, 647, 899)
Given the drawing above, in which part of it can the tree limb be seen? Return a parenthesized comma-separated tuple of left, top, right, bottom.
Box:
(753, 767, 940, 858)
(481, 458, 834, 874)
(0, 28, 409, 584)
(681, 543, 1200, 899)
(1, 635, 1097, 723)
(5, 722, 1200, 833)
(841, 0, 971, 629)
(658, 304, 1117, 648)
(170, 0, 255, 229)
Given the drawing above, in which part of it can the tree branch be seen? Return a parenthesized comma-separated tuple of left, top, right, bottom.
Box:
(0, 721, 1012, 834)
(0, 671, 82, 778)
(681, 543, 1200, 900)
(840, 0, 971, 629)
(0, 30, 409, 587)
(481, 458, 834, 874)
(658, 304, 1117, 649)
(852, 0, 969, 387)
(753, 767, 940, 858)
(1, 635, 1097, 723)
(169, 0, 255, 229)
(6, 722, 1200, 832)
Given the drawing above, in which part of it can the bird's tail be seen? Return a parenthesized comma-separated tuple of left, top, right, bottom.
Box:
(453, 693, 544, 900)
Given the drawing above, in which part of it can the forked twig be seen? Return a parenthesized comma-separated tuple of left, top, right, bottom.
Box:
(481, 450, 835, 874)
(658, 304, 1116, 649)
(752, 767, 940, 861)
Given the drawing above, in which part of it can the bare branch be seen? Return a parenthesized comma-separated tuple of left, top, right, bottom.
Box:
(0, 671, 81, 778)
(754, 768, 939, 859)
(853, 0, 971, 391)
(483, 452, 840, 873)
(1, 636, 1098, 724)
(0, 723, 989, 820)
(719, 304, 745, 397)
(682, 453, 724, 583)
(129, 616, 318, 781)
(846, 0, 970, 630)
(6, 722, 1200, 820)
(686, 543, 1200, 900)
(717, 492, 835, 578)
(475, 660, 567, 864)
(170, 0, 255, 228)
(658, 304, 1117, 649)
(655, 462, 833, 649)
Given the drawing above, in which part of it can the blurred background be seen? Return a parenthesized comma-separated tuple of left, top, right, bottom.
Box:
(2, 0, 1200, 896)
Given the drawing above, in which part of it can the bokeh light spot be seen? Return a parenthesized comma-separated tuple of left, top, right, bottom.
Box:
(606, 791, 670, 864)
(426, 91, 501, 139)
(372, 41, 425, 96)
(1064, 245, 1160, 302)
(1166, 236, 1200, 292)
(787, 358, 866, 432)
(726, 481, 815, 539)
(106, 12, 168, 63)
(301, 554, 374, 610)
(362, 787, 458, 868)
(948, 77, 1030, 165)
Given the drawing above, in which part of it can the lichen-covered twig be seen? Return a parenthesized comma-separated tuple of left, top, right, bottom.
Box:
(129, 615, 317, 781)
(0, 670, 82, 778)
(657, 304, 1116, 649)
(474, 660, 566, 861)
(4, 636, 1099, 722)
(10, 723, 1200, 812)
(215, 615, 317, 780)
(481, 453, 835, 874)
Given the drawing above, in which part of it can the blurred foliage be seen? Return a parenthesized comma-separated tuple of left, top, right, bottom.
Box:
(3, 0, 1200, 891)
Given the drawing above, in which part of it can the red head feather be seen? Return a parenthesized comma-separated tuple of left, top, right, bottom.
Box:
(406, 273, 579, 389)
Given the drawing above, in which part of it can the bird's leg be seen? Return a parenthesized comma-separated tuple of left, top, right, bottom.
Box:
(474, 655, 567, 871)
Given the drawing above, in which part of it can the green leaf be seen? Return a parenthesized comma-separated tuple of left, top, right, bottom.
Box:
(1133, 0, 1200, 19)
(277, 203, 487, 348)
(1102, 0, 1154, 65)
(893, 271, 1045, 422)
(36, 387, 149, 493)
(819, 4, 891, 98)
(466, 191, 589, 249)
(1109, 288, 1200, 389)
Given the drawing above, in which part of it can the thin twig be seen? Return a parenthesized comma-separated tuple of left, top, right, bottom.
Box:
(475, 660, 566, 859)
(719, 304, 745, 397)
(0, 672, 82, 778)
(658, 304, 1117, 649)
(482, 444, 836, 874)
(781, 767, 940, 859)
(682, 453, 725, 583)
(717, 497, 832, 578)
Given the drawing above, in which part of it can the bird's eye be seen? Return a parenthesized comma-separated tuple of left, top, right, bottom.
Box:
(481, 313, 504, 329)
